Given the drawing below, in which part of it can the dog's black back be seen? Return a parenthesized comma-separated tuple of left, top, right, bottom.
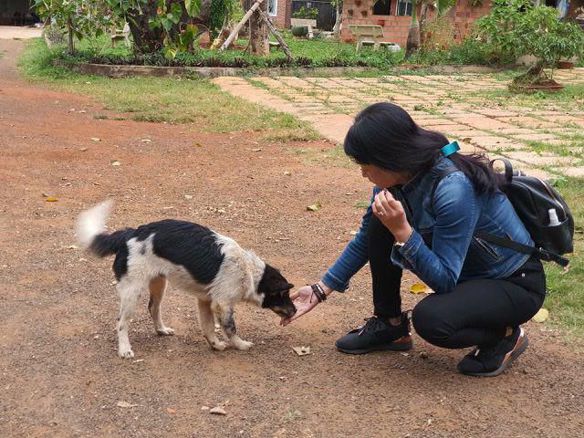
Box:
(93, 220, 225, 283)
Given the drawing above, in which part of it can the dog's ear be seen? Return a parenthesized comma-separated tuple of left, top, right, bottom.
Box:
(287, 283, 294, 290)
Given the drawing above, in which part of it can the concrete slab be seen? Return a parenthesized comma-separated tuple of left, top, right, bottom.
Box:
(0, 26, 42, 40)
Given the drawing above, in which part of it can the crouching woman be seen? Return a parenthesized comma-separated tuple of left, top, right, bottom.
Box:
(284, 102, 546, 377)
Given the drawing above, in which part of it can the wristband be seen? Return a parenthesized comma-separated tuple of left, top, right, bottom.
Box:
(311, 283, 327, 302)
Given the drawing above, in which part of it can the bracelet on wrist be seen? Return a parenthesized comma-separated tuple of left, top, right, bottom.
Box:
(311, 283, 327, 302)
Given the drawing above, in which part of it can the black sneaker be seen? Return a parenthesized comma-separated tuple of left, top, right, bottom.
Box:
(335, 313, 413, 355)
(457, 327, 529, 377)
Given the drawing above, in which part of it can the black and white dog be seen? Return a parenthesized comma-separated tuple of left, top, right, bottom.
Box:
(76, 201, 296, 358)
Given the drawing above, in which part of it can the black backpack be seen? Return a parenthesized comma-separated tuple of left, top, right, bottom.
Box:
(435, 159, 574, 267)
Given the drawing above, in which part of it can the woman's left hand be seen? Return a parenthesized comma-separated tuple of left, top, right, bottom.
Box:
(372, 189, 413, 243)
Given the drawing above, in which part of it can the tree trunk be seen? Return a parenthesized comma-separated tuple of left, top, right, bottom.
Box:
(333, 1, 342, 39)
(250, 0, 269, 56)
(406, 0, 420, 56)
(418, 2, 428, 48)
(127, 0, 212, 53)
(67, 17, 74, 54)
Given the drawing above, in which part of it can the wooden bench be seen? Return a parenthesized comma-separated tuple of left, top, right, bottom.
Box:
(111, 22, 131, 48)
(349, 24, 387, 52)
(291, 18, 317, 39)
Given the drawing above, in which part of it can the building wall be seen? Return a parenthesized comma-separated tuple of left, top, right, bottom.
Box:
(0, 0, 32, 25)
(567, 0, 584, 19)
(270, 0, 292, 28)
(341, 0, 492, 48)
(448, 0, 492, 43)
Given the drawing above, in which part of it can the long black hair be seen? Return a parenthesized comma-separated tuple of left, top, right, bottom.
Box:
(343, 102, 500, 194)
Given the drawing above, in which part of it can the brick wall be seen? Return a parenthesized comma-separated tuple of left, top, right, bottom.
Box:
(341, 0, 492, 48)
(270, 0, 292, 28)
(448, 0, 492, 42)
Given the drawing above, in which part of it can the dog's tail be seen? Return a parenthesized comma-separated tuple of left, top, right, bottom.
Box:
(76, 200, 134, 257)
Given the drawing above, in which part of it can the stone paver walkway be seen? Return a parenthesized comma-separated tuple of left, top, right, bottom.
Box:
(214, 68, 584, 179)
(0, 26, 43, 40)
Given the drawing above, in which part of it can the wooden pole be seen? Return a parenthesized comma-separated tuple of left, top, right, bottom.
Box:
(257, 9, 293, 61)
(220, 0, 264, 51)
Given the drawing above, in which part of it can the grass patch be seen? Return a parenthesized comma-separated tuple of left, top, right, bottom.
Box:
(53, 32, 404, 70)
(470, 79, 584, 112)
(293, 144, 352, 167)
(18, 38, 318, 137)
(543, 177, 584, 337)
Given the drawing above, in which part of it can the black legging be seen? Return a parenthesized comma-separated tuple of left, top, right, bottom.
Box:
(368, 214, 546, 348)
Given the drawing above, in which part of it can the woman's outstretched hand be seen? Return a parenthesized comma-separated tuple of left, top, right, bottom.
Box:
(280, 285, 321, 326)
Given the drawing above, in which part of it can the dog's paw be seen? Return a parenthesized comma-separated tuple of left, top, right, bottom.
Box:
(210, 340, 227, 351)
(156, 327, 175, 336)
(232, 339, 254, 351)
(118, 348, 135, 359)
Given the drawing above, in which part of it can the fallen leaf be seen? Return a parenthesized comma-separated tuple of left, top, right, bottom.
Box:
(409, 283, 428, 294)
(141, 138, 152, 143)
(45, 196, 58, 202)
(292, 346, 311, 356)
(194, 143, 203, 148)
(532, 308, 549, 323)
(210, 406, 226, 415)
(184, 194, 193, 200)
(306, 202, 321, 212)
(166, 407, 176, 415)
(116, 401, 138, 408)
(201, 406, 210, 411)
(251, 148, 262, 152)
(91, 137, 101, 142)
(284, 171, 292, 176)
(111, 160, 121, 166)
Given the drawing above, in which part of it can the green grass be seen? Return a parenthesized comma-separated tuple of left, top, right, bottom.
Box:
(18, 38, 318, 138)
(470, 80, 584, 112)
(55, 32, 404, 71)
(543, 177, 584, 338)
(292, 144, 351, 167)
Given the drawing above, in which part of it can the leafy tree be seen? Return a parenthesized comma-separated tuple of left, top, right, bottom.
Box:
(32, 0, 112, 53)
(407, 0, 456, 55)
(33, 0, 209, 56)
(476, 0, 584, 85)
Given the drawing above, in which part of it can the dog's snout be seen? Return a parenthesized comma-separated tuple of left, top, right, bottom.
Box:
(273, 305, 296, 318)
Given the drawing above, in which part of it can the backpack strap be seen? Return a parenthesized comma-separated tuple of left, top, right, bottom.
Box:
(475, 231, 569, 267)
(431, 161, 570, 267)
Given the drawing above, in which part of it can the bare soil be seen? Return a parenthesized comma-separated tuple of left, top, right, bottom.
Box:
(1, 39, 583, 438)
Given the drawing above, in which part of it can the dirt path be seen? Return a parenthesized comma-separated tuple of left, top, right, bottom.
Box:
(1, 40, 583, 438)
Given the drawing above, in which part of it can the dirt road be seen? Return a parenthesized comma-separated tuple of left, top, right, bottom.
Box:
(1, 39, 583, 437)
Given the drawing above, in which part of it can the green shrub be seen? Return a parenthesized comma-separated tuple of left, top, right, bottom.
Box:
(292, 6, 318, 19)
(291, 26, 309, 37)
(475, 0, 584, 76)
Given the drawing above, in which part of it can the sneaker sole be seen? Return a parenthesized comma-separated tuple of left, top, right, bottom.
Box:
(336, 338, 413, 355)
(462, 334, 529, 377)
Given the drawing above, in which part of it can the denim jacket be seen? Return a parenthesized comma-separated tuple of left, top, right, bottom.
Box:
(322, 157, 532, 295)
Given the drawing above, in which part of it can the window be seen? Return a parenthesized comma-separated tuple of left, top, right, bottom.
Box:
(268, 0, 278, 16)
(396, 0, 412, 16)
(373, 0, 392, 15)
